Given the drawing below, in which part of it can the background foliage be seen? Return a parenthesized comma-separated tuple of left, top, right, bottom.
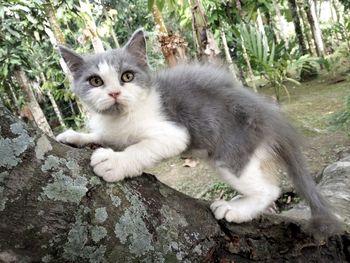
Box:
(0, 0, 349, 133)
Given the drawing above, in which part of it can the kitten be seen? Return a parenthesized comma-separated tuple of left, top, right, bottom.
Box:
(57, 29, 340, 235)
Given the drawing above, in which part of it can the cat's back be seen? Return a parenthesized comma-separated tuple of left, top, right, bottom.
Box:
(153, 63, 287, 150)
(153, 63, 273, 117)
(154, 63, 234, 98)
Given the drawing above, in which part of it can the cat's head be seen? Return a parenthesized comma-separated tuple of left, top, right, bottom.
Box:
(59, 29, 151, 114)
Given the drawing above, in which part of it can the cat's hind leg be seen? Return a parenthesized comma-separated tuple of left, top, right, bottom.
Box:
(211, 146, 280, 223)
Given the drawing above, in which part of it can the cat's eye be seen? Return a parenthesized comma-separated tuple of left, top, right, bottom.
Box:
(121, 71, 134, 82)
(88, 76, 104, 87)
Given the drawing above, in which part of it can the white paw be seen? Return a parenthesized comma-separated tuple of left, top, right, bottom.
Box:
(90, 148, 128, 182)
(210, 200, 250, 223)
(56, 129, 82, 146)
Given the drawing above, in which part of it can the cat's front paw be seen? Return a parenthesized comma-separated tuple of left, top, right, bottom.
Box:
(56, 129, 83, 146)
(210, 199, 250, 223)
(90, 148, 131, 182)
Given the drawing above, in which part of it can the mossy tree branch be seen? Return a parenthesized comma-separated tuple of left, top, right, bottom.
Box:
(0, 103, 349, 262)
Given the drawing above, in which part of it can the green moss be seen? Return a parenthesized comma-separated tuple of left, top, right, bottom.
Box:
(41, 171, 88, 204)
(95, 207, 108, 223)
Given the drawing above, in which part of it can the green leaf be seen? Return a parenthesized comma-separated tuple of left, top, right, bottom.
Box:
(285, 77, 300, 86)
(156, 0, 165, 11)
(0, 6, 4, 19)
(13, 4, 31, 13)
(6, 27, 21, 38)
(148, 0, 155, 11)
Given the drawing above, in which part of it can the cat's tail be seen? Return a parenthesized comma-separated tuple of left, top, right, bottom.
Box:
(276, 137, 343, 238)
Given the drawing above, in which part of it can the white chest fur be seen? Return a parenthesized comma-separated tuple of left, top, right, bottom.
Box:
(87, 89, 187, 150)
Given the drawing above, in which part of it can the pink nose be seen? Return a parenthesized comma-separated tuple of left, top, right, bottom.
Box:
(108, 92, 120, 99)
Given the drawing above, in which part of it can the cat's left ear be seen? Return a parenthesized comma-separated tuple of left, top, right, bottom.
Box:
(124, 28, 148, 67)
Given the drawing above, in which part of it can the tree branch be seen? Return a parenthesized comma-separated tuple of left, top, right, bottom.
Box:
(0, 103, 349, 262)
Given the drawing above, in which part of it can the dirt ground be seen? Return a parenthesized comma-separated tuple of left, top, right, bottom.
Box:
(148, 73, 350, 201)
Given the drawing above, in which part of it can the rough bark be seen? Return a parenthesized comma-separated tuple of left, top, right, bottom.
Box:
(44, 0, 66, 44)
(220, 29, 243, 86)
(46, 90, 66, 129)
(256, 9, 269, 53)
(304, 0, 325, 58)
(78, 0, 105, 53)
(190, 0, 220, 62)
(152, 5, 187, 66)
(0, 103, 350, 263)
(287, 0, 308, 55)
(239, 33, 258, 92)
(272, 0, 288, 46)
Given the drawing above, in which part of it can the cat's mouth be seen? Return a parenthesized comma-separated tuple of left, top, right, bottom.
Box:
(97, 103, 123, 115)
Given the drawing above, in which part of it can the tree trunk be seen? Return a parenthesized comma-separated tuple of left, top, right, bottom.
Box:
(220, 29, 243, 86)
(300, 6, 317, 56)
(79, 0, 105, 53)
(288, 0, 308, 55)
(2, 85, 19, 114)
(43, 3, 87, 119)
(0, 103, 349, 262)
(272, 0, 288, 47)
(13, 68, 53, 137)
(190, 0, 220, 62)
(256, 9, 269, 52)
(40, 74, 66, 130)
(7, 84, 20, 112)
(304, 0, 325, 58)
(240, 32, 258, 92)
(151, 5, 187, 66)
(46, 90, 66, 129)
(44, 0, 66, 44)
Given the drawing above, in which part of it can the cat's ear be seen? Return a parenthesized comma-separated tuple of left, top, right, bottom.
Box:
(124, 29, 148, 67)
(58, 45, 84, 73)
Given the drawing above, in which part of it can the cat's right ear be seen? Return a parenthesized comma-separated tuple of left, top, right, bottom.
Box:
(58, 45, 84, 73)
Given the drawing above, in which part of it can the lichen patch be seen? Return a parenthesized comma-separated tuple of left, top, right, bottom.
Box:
(0, 186, 8, 211)
(0, 171, 9, 183)
(95, 207, 108, 223)
(62, 208, 107, 263)
(114, 186, 154, 256)
(41, 171, 88, 204)
(91, 226, 107, 243)
(35, 135, 53, 160)
(0, 122, 34, 168)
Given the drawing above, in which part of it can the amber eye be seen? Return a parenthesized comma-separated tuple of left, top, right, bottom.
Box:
(121, 71, 134, 82)
(88, 76, 104, 87)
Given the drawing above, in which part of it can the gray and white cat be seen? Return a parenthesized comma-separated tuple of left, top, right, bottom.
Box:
(57, 29, 340, 235)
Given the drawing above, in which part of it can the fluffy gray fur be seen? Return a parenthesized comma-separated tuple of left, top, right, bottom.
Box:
(59, 29, 342, 237)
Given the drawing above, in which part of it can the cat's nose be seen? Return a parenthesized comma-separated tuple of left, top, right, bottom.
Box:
(108, 92, 120, 99)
